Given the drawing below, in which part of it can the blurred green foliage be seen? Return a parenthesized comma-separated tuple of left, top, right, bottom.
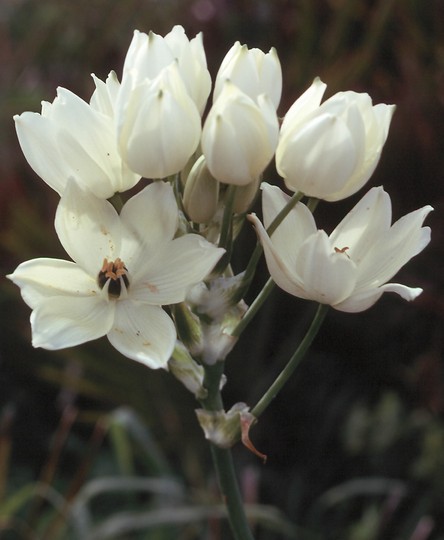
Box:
(0, 0, 443, 538)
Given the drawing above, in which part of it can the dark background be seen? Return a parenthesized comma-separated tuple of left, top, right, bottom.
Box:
(0, 1, 443, 538)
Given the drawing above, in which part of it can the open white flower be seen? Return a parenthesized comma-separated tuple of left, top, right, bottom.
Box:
(276, 78, 395, 201)
(249, 183, 432, 312)
(14, 86, 140, 198)
(8, 181, 224, 368)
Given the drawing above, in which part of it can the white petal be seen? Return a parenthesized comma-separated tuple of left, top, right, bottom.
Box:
(31, 295, 114, 349)
(131, 235, 225, 305)
(118, 65, 201, 179)
(294, 231, 357, 305)
(108, 301, 175, 369)
(355, 204, 432, 289)
(260, 183, 317, 272)
(120, 182, 178, 264)
(277, 113, 358, 197)
(90, 71, 121, 117)
(202, 82, 277, 185)
(14, 112, 68, 194)
(248, 212, 309, 299)
(7, 258, 99, 309)
(55, 181, 121, 276)
(380, 283, 423, 301)
(280, 77, 327, 131)
(333, 288, 384, 313)
(330, 186, 392, 265)
(333, 282, 422, 313)
(52, 88, 138, 197)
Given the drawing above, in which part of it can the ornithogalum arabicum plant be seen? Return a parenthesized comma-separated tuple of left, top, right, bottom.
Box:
(8, 25, 432, 540)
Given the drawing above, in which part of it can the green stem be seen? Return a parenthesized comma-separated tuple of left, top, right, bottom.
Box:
(200, 363, 255, 540)
(306, 197, 319, 213)
(108, 193, 124, 213)
(266, 190, 304, 237)
(231, 277, 276, 338)
(219, 184, 237, 250)
(251, 304, 329, 419)
(210, 445, 255, 540)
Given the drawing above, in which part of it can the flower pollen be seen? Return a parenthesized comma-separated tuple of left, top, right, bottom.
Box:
(98, 257, 129, 298)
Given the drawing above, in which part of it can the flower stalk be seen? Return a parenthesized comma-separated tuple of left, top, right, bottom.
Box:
(251, 303, 329, 419)
(200, 362, 255, 540)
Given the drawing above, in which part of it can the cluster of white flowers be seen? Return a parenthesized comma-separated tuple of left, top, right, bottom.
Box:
(8, 25, 432, 375)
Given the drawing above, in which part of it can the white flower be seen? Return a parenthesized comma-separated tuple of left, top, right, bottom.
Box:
(14, 86, 140, 198)
(7, 181, 224, 369)
(201, 80, 279, 186)
(117, 62, 202, 179)
(249, 183, 432, 312)
(276, 78, 395, 201)
(163, 26, 212, 114)
(213, 41, 282, 109)
(121, 27, 211, 114)
(90, 71, 121, 118)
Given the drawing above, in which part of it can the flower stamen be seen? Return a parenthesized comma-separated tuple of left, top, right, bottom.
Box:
(98, 257, 129, 298)
(334, 246, 350, 259)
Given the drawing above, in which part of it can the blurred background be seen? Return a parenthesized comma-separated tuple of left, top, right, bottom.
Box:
(0, 0, 443, 538)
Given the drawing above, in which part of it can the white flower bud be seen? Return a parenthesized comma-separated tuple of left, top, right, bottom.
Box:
(201, 81, 279, 186)
(122, 27, 211, 114)
(117, 63, 201, 179)
(183, 155, 220, 223)
(213, 41, 282, 109)
(164, 26, 212, 114)
(276, 77, 396, 201)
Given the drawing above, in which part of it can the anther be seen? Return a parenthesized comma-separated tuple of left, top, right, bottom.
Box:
(98, 258, 129, 298)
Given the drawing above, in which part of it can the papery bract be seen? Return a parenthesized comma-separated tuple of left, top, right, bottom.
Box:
(276, 78, 395, 201)
(7, 181, 224, 368)
(213, 41, 282, 109)
(14, 86, 140, 198)
(249, 183, 432, 312)
(201, 81, 279, 186)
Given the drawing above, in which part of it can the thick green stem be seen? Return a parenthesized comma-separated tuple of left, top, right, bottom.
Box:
(209, 445, 255, 540)
(200, 363, 255, 540)
(251, 304, 329, 419)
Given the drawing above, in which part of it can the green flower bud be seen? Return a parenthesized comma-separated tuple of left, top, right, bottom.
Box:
(183, 155, 219, 223)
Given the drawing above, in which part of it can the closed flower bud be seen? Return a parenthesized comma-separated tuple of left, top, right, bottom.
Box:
(213, 41, 282, 109)
(122, 27, 211, 114)
(164, 26, 212, 114)
(183, 155, 220, 223)
(201, 81, 279, 186)
(117, 62, 202, 179)
(276, 78, 395, 201)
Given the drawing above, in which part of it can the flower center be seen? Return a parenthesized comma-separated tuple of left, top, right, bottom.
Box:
(98, 258, 129, 298)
